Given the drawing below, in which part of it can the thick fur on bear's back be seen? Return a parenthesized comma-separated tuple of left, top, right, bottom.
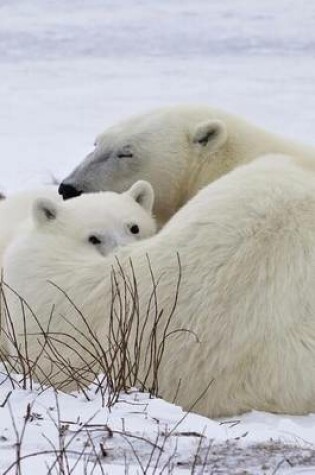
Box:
(3, 154, 315, 418)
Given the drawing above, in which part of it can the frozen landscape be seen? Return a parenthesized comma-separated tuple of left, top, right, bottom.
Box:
(1, 0, 315, 473)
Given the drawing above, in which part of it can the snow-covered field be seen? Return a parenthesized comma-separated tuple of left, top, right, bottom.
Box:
(2, 0, 315, 473)
(2, 370, 315, 475)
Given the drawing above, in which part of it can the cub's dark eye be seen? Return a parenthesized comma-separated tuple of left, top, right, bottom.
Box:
(89, 235, 102, 245)
(129, 224, 139, 235)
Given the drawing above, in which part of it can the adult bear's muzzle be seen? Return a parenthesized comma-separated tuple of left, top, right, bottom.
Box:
(58, 182, 83, 200)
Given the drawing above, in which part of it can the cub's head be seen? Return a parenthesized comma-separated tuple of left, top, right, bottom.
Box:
(32, 180, 156, 257)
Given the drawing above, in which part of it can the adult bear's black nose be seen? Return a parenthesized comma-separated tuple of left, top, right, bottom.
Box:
(58, 183, 82, 200)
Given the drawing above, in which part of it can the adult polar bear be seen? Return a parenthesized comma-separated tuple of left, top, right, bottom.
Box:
(3, 154, 315, 418)
(59, 105, 315, 225)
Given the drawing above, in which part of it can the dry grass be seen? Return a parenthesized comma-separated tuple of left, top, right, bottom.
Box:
(1, 398, 216, 475)
(0, 254, 196, 406)
(3, 400, 315, 475)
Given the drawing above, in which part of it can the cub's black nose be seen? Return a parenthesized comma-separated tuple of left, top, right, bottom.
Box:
(58, 183, 82, 200)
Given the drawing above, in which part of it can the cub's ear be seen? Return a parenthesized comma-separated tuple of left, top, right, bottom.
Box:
(192, 119, 227, 151)
(33, 198, 58, 225)
(126, 180, 155, 213)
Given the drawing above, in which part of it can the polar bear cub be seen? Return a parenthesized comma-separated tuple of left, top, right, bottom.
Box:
(0, 181, 156, 274)
(0, 179, 156, 366)
(30, 180, 156, 258)
(1, 180, 156, 264)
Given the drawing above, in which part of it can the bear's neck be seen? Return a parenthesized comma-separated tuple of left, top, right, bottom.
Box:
(183, 125, 315, 213)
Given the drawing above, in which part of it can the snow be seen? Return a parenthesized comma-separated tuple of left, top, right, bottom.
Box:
(2, 370, 315, 475)
(2, 0, 315, 473)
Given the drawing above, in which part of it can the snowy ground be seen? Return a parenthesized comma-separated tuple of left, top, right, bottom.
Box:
(2, 0, 315, 473)
(2, 369, 315, 475)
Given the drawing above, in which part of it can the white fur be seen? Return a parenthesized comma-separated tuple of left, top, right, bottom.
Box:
(0, 187, 61, 269)
(0, 182, 155, 267)
(3, 154, 315, 418)
(60, 105, 315, 225)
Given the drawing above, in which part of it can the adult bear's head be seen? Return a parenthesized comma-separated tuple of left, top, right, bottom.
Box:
(59, 105, 229, 225)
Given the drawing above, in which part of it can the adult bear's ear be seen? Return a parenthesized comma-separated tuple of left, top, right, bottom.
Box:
(126, 180, 155, 213)
(192, 120, 227, 151)
(33, 198, 58, 225)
